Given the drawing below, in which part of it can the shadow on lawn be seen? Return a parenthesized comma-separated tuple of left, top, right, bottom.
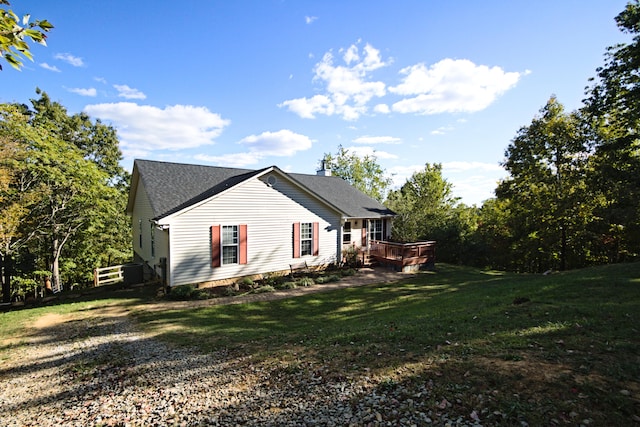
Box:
(132, 262, 640, 424)
(2, 263, 637, 425)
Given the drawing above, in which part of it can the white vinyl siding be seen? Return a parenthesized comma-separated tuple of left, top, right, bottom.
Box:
(131, 180, 154, 261)
(164, 174, 341, 286)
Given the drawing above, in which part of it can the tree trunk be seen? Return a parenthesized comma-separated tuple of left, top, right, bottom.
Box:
(1, 254, 11, 303)
(560, 226, 567, 271)
(51, 237, 61, 293)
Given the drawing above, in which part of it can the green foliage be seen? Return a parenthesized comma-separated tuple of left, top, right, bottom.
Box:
(297, 277, 314, 287)
(315, 274, 341, 284)
(341, 246, 360, 268)
(385, 163, 477, 264)
(0, 90, 130, 300)
(583, 1, 640, 263)
(252, 285, 275, 294)
(495, 97, 594, 272)
(323, 145, 392, 202)
(224, 285, 239, 297)
(0, 1, 53, 71)
(238, 277, 254, 288)
(341, 268, 356, 277)
(167, 284, 209, 300)
(386, 163, 457, 243)
(278, 281, 298, 290)
(261, 273, 285, 288)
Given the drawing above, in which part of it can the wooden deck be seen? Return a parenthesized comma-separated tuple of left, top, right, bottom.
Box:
(368, 240, 436, 271)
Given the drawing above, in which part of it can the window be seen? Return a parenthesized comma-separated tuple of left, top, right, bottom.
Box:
(343, 221, 352, 244)
(369, 219, 383, 241)
(211, 224, 247, 268)
(222, 225, 239, 264)
(301, 223, 313, 256)
(293, 222, 319, 258)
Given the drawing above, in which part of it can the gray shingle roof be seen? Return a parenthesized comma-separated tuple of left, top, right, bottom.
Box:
(133, 159, 395, 220)
(289, 173, 395, 219)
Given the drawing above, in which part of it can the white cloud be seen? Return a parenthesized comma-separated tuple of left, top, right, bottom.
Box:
(347, 145, 397, 159)
(54, 53, 84, 67)
(83, 103, 230, 157)
(280, 94, 334, 119)
(352, 135, 401, 145)
(193, 130, 313, 168)
(390, 59, 523, 115)
(39, 63, 60, 72)
(373, 103, 390, 114)
(448, 174, 502, 206)
(305, 16, 318, 24)
(194, 152, 261, 168)
(94, 77, 107, 84)
(67, 87, 97, 97)
(239, 129, 313, 156)
(280, 42, 389, 121)
(114, 84, 146, 100)
(443, 161, 504, 173)
(388, 161, 506, 205)
(431, 125, 454, 135)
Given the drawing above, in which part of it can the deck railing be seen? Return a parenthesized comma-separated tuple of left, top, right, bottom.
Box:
(369, 240, 436, 269)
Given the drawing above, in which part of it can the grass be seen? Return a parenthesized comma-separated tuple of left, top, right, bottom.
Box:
(1, 263, 639, 424)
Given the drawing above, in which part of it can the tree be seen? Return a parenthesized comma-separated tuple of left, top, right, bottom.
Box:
(0, 0, 53, 71)
(385, 163, 477, 264)
(386, 163, 457, 242)
(496, 97, 592, 272)
(322, 145, 392, 202)
(583, 0, 640, 262)
(0, 91, 130, 298)
(0, 105, 41, 301)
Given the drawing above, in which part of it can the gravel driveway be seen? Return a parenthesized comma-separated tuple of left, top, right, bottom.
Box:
(0, 268, 478, 426)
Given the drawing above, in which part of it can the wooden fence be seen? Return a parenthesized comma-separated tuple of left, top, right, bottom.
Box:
(94, 264, 126, 287)
(93, 263, 144, 287)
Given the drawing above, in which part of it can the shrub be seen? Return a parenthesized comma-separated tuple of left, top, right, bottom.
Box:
(297, 277, 314, 287)
(316, 274, 341, 284)
(341, 268, 357, 277)
(253, 285, 275, 294)
(168, 284, 196, 300)
(262, 273, 285, 288)
(168, 284, 210, 300)
(342, 246, 361, 268)
(237, 277, 254, 290)
(278, 281, 298, 290)
(223, 286, 239, 297)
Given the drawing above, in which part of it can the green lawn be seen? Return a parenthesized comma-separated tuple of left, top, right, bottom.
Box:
(133, 263, 640, 424)
(2, 263, 638, 424)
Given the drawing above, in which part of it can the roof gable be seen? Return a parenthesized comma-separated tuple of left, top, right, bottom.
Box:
(129, 159, 395, 220)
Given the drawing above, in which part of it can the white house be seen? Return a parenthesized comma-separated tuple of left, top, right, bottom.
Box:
(126, 159, 396, 287)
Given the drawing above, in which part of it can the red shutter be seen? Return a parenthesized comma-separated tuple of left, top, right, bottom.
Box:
(239, 224, 248, 265)
(312, 222, 319, 256)
(211, 225, 221, 268)
(293, 222, 300, 258)
(361, 219, 367, 245)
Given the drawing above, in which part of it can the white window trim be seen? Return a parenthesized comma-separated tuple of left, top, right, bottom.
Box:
(221, 225, 239, 265)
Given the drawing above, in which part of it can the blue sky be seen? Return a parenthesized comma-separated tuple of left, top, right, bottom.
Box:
(0, 0, 630, 205)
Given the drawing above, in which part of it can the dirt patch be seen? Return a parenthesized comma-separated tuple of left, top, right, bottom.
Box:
(33, 313, 70, 329)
